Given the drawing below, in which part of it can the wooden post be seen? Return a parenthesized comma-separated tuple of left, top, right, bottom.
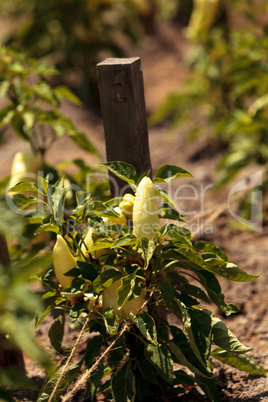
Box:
(97, 57, 152, 197)
(0, 234, 25, 373)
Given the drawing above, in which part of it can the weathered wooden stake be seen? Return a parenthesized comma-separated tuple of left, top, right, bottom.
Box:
(97, 57, 152, 197)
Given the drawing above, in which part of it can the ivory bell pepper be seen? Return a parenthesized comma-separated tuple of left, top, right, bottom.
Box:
(132, 177, 159, 240)
(53, 234, 79, 300)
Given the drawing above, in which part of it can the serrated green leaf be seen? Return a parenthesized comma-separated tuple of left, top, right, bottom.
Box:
(102, 162, 137, 184)
(211, 348, 267, 375)
(212, 316, 252, 353)
(154, 165, 192, 184)
(111, 362, 136, 402)
(144, 343, 173, 383)
(130, 311, 158, 345)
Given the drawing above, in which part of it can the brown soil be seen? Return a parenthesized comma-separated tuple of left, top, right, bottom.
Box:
(1, 22, 267, 402)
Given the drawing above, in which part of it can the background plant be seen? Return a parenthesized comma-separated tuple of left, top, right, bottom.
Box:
(10, 162, 266, 401)
(150, 0, 268, 218)
(0, 45, 110, 200)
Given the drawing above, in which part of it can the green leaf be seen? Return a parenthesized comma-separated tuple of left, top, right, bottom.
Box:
(91, 268, 123, 293)
(84, 335, 103, 368)
(158, 204, 184, 221)
(137, 361, 159, 385)
(168, 327, 212, 379)
(37, 363, 82, 402)
(155, 189, 176, 208)
(211, 348, 267, 375)
(48, 318, 64, 353)
(38, 176, 49, 195)
(88, 239, 115, 252)
(205, 259, 260, 282)
(194, 241, 229, 261)
(76, 261, 98, 282)
(35, 222, 60, 235)
(102, 162, 137, 184)
(176, 283, 210, 303)
(67, 130, 99, 156)
(0, 105, 15, 127)
(195, 374, 221, 402)
(0, 79, 10, 98)
(144, 343, 173, 384)
(9, 181, 38, 193)
(111, 361, 136, 402)
(130, 311, 158, 345)
(32, 79, 59, 107)
(117, 273, 136, 310)
(212, 316, 252, 353)
(54, 86, 82, 106)
(9, 194, 38, 209)
(87, 363, 104, 401)
(154, 165, 192, 183)
(111, 235, 138, 248)
(186, 308, 212, 366)
(159, 281, 175, 306)
(102, 307, 120, 335)
(141, 238, 156, 269)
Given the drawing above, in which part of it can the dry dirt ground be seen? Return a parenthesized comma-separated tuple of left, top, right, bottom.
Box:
(1, 22, 267, 401)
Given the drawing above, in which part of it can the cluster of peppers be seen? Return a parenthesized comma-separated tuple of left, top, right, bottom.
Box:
(53, 176, 159, 315)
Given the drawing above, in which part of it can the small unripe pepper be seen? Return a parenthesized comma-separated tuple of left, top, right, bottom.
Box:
(132, 177, 159, 240)
(53, 234, 78, 300)
(119, 193, 135, 217)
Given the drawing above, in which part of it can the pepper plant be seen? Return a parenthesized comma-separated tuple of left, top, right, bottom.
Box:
(150, 0, 268, 219)
(8, 161, 267, 401)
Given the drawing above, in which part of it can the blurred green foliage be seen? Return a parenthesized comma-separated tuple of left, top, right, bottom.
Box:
(150, 0, 268, 215)
(0, 0, 192, 101)
(0, 198, 53, 400)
